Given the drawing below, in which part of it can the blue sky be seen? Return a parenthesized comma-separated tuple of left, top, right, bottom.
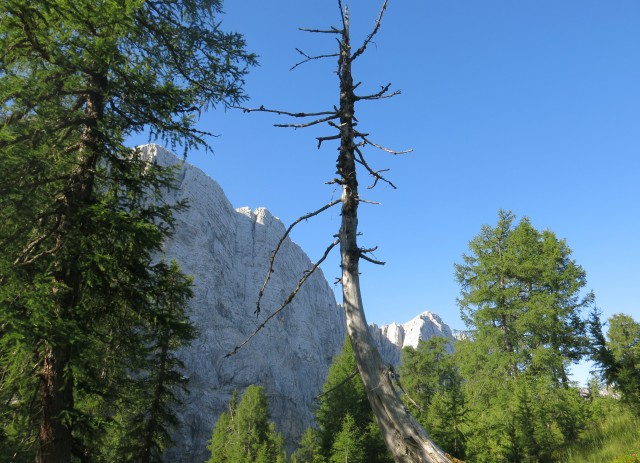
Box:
(132, 1, 639, 378)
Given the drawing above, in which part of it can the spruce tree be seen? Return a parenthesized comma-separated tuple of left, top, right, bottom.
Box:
(0, 0, 255, 460)
(400, 337, 466, 459)
(315, 337, 392, 463)
(207, 385, 286, 463)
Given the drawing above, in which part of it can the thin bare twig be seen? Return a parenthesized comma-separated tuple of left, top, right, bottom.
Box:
(275, 113, 339, 129)
(355, 83, 401, 101)
(314, 369, 359, 401)
(354, 145, 397, 189)
(232, 105, 335, 118)
(351, 0, 389, 61)
(226, 239, 340, 358)
(299, 26, 342, 34)
(290, 48, 340, 71)
(360, 135, 412, 155)
(255, 200, 342, 315)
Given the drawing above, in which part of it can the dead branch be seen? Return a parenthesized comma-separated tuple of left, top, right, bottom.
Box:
(233, 105, 335, 119)
(226, 238, 340, 358)
(299, 26, 342, 34)
(359, 246, 386, 265)
(351, 0, 389, 61)
(355, 83, 401, 101)
(275, 113, 339, 129)
(360, 135, 412, 155)
(354, 145, 397, 189)
(255, 199, 342, 315)
(314, 369, 359, 401)
(290, 48, 340, 71)
(317, 133, 342, 148)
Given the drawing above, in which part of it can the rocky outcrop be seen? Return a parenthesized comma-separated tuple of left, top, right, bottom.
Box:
(140, 145, 346, 462)
(371, 311, 455, 365)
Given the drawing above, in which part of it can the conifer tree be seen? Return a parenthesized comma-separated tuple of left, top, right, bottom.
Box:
(0, 0, 255, 460)
(207, 385, 286, 463)
(590, 311, 640, 414)
(400, 338, 466, 459)
(330, 414, 366, 463)
(454, 210, 592, 461)
(315, 338, 392, 463)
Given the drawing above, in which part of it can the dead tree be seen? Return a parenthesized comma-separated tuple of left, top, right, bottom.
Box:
(229, 2, 458, 462)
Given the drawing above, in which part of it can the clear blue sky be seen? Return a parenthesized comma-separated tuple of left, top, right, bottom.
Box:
(133, 1, 639, 353)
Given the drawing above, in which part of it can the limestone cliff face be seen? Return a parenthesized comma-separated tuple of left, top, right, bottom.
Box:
(371, 311, 455, 365)
(140, 145, 346, 462)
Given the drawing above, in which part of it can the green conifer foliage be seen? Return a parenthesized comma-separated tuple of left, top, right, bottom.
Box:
(330, 414, 365, 463)
(207, 385, 286, 463)
(454, 210, 593, 462)
(0, 0, 255, 460)
(400, 337, 466, 459)
(315, 337, 392, 463)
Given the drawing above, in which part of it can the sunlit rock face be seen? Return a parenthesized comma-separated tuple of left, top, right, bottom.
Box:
(371, 311, 455, 365)
(140, 145, 346, 462)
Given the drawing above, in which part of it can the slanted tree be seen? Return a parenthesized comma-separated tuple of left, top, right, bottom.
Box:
(0, 0, 255, 460)
(226, 2, 454, 461)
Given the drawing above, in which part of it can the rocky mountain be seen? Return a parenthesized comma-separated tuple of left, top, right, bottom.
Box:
(371, 311, 455, 365)
(141, 145, 346, 461)
(141, 145, 456, 461)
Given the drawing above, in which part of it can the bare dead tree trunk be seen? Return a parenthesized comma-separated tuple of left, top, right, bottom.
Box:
(230, 2, 461, 461)
(335, 7, 454, 463)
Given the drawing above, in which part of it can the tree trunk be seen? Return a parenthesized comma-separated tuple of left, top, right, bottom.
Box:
(38, 347, 73, 463)
(336, 9, 454, 463)
(37, 79, 103, 463)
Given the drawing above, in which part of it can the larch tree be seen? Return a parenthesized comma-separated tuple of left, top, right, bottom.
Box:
(227, 1, 456, 462)
(0, 0, 255, 461)
(454, 211, 592, 461)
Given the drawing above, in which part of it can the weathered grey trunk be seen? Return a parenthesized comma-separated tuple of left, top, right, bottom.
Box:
(336, 7, 454, 463)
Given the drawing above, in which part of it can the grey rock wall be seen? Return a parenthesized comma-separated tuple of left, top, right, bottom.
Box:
(140, 145, 346, 461)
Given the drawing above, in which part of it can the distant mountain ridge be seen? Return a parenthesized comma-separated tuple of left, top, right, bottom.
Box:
(371, 311, 455, 365)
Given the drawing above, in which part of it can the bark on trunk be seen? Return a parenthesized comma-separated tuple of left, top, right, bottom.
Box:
(37, 78, 103, 463)
(336, 8, 455, 463)
(38, 347, 74, 463)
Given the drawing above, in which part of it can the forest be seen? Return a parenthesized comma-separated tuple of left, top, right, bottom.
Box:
(1, 0, 638, 462)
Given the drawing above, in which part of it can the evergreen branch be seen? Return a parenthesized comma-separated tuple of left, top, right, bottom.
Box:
(255, 200, 342, 316)
(226, 239, 340, 358)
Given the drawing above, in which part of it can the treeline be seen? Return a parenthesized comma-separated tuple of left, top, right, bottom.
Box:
(208, 211, 639, 463)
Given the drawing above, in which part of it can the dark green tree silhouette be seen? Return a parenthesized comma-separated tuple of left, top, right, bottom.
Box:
(0, 0, 255, 460)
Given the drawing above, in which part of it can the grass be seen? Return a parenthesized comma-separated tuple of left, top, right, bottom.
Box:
(559, 400, 640, 463)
